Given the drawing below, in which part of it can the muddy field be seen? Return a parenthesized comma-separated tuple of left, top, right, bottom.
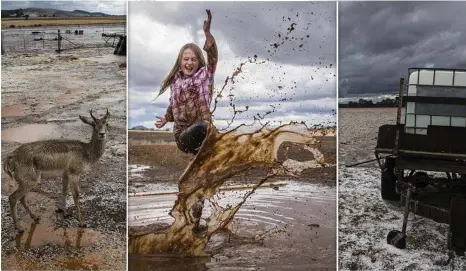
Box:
(128, 130, 336, 192)
(128, 130, 336, 270)
(1, 47, 127, 270)
(338, 108, 466, 270)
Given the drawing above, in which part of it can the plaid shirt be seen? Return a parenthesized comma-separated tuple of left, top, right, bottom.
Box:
(165, 41, 217, 139)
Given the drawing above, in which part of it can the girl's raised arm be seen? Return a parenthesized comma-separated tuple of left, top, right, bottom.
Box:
(203, 9, 218, 74)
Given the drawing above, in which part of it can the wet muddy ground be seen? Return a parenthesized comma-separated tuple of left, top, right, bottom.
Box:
(127, 131, 336, 270)
(1, 47, 127, 270)
(338, 108, 466, 270)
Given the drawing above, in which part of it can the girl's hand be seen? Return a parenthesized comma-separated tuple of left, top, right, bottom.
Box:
(203, 10, 214, 50)
(155, 116, 168, 128)
(203, 9, 212, 34)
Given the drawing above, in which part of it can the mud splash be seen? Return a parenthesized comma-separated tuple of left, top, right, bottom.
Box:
(128, 122, 329, 255)
(129, 181, 336, 269)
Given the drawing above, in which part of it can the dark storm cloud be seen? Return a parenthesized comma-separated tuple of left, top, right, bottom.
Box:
(339, 1, 466, 97)
(129, 1, 336, 95)
(129, 1, 335, 67)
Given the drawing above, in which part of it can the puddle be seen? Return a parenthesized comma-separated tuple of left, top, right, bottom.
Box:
(128, 164, 151, 178)
(1, 123, 61, 143)
(14, 223, 103, 250)
(3, 221, 107, 270)
(1, 105, 27, 117)
(128, 181, 336, 270)
(82, 55, 125, 64)
(58, 92, 82, 106)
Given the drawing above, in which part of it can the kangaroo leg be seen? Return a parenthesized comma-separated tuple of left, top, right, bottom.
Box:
(69, 175, 85, 227)
(57, 174, 70, 218)
(10, 188, 25, 233)
(20, 196, 39, 223)
(10, 170, 39, 233)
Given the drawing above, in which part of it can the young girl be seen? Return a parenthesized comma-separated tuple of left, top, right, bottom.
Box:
(155, 9, 217, 155)
(155, 10, 217, 234)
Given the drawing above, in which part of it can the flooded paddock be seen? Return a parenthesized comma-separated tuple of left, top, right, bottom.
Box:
(1, 44, 127, 269)
(1, 24, 125, 54)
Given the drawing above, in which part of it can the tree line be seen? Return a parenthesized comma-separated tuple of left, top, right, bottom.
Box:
(339, 97, 407, 108)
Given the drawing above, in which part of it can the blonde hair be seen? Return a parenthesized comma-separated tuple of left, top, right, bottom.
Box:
(158, 43, 207, 97)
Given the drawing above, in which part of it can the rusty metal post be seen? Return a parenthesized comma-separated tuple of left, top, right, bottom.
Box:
(1, 31, 4, 55)
(57, 29, 61, 53)
(396, 78, 404, 126)
(393, 77, 405, 157)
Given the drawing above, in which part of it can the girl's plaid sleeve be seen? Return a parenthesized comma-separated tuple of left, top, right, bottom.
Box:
(204, 33, 218, 76)
(195, 67, 211, 121)
(165, 86, 176, 122)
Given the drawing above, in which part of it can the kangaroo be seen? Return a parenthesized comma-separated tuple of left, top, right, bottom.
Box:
(3, 109, 110, 233)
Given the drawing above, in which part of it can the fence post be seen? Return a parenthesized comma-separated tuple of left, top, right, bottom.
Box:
(57, 29, 61, 53)
(23, 32, 26, 50)
(1, 31, 4, 55)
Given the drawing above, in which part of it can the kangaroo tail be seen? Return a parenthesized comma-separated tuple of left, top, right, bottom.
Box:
(3, 154, 15, 179)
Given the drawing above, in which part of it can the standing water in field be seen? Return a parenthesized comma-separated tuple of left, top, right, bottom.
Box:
(128, 122, 330, 255)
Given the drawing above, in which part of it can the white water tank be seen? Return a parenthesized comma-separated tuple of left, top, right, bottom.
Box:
(405, 68, 466, 135)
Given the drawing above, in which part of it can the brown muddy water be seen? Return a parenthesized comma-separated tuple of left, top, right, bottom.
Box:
(128, 181, 336, 270)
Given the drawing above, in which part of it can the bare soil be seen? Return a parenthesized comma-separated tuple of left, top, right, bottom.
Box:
(1, 47, 127, 270)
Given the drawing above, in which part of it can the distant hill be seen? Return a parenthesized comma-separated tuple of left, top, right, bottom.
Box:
(130, 125, 151, 131)
(129, 125, 172, 131)
(1, 7, 121, 18)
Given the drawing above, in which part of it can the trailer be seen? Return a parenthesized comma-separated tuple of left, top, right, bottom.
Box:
(374, 68, 466, 255)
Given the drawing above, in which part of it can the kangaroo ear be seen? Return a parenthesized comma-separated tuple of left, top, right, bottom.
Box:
(103, 108, 110, 121)
(79, 115, 94, 126)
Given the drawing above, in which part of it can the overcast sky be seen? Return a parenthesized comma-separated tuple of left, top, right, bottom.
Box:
(128, 2, 336, 130)
(339, 1, 466, 98)
(1, 1, 126, 15)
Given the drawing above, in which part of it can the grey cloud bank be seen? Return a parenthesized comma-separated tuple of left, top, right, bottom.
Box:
(339, 1, 466, 98)
(129, 1, 336, 130)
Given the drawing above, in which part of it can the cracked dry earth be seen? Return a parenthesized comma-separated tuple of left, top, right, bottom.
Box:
(1, 47, 127, 270)
(338, 108, 466, 270)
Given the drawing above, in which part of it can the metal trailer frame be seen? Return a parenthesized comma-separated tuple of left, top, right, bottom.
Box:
(374, 68, 466, 255)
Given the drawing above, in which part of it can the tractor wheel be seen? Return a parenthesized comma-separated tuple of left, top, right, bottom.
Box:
(381, 158, 399, 200)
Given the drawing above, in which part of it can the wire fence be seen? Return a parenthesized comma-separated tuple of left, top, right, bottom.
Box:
(1, 25, 126, 54)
